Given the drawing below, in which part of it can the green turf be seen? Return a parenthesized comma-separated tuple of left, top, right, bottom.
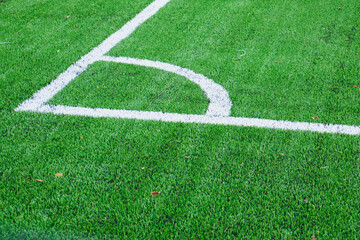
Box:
(108, 0, 360, 125)
(1, 0, 360, 239)
(1, 113, 360, 239)
(48, 61, 209, 114)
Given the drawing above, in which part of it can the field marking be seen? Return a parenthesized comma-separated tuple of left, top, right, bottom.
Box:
(99, 56, 232, 116)
(15, 0, 173, 112)
(35, 105, 360, 135)
(14, 0, 360, 136)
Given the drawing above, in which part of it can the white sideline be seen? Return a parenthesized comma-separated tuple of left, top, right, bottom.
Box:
(14, 0, 360, 136)
(36, 105, 360, 135)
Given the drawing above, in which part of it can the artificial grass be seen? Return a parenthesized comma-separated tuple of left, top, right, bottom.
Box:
(0, 0, 153, 113)
(108, 0, 360, 125)
(1, 113, 360, 239)
(1, 0, 360, 239)
(48, 61, 209, 115)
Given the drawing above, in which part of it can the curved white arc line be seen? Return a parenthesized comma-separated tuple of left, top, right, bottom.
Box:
(37, 105, 360, 136)
(14, 0, 360, 136)
(100, 56, 232, 116)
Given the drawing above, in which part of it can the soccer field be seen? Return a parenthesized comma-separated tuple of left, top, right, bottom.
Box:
(1, 0, 360, 238)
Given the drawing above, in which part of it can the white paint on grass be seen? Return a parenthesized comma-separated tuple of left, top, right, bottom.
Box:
(237, 49, 246, 58)
(15, 0, 173, 112)
(99, 56, 232, 116)
(14, 0, 360, 136)
(35, 104, 360, 135)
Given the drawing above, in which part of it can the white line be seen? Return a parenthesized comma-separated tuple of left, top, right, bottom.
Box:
(15, 0, 171, 112)
(237, 49, 246, 58)
(78, 0, 171, 65)
(100, 56, 232, 116)
(14, 0, 360, 136)
(36, 105, 360, 135)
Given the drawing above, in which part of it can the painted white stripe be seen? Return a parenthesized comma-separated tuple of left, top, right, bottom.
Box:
(36, 105, 360, 135)
(15, 0, 172, 112)
(14, 0, 360, 136)
(99, 56, 232, 116)
(78, 0, 171, 65)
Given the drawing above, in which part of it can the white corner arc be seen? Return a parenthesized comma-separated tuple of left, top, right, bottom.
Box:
(14, 0, 360, 136)
(99, 56, 232, 116)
